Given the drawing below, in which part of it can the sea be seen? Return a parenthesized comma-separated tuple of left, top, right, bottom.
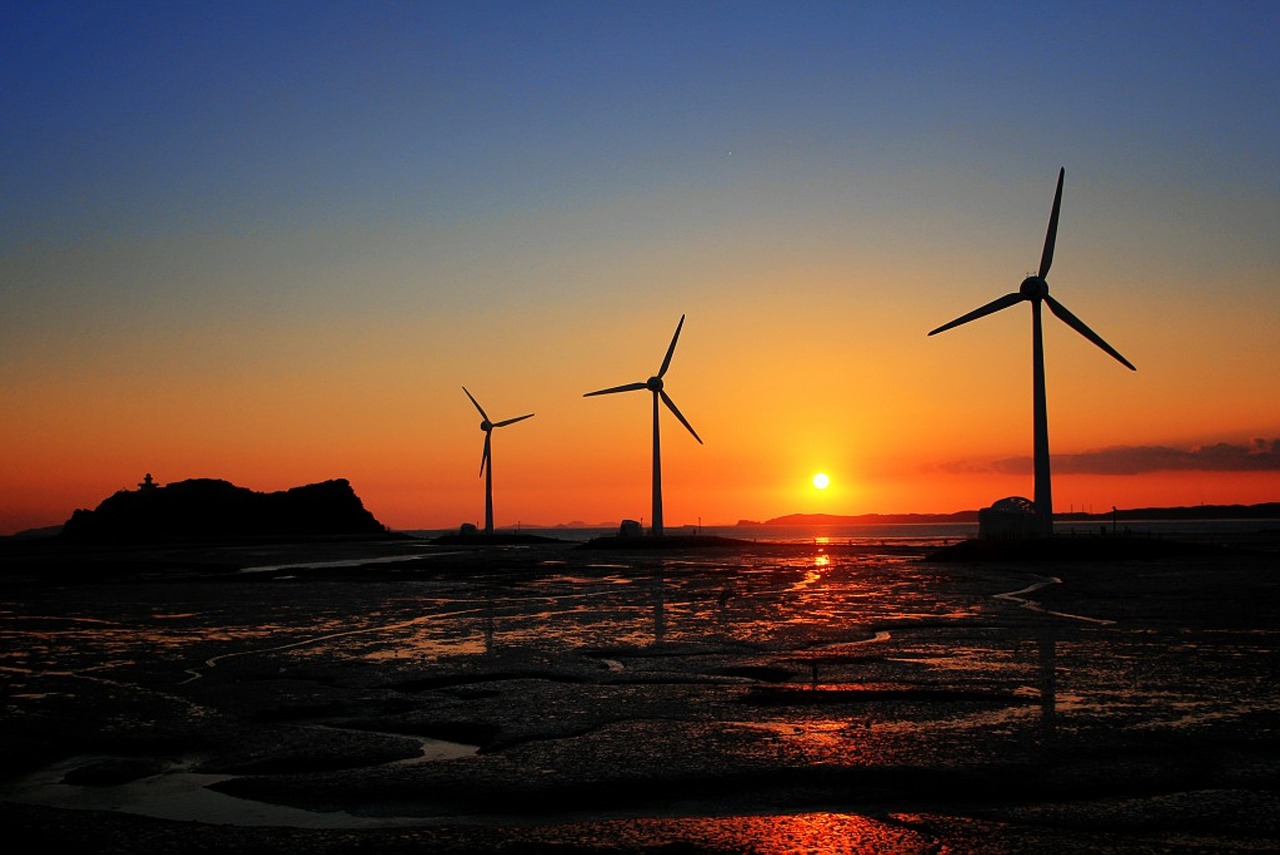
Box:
(408, 517, 1280, 549)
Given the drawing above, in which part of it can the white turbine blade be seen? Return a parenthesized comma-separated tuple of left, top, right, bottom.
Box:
(1045, 295, 1136, 370)
(660, 390, 703, 445)
(657, 314, 685, 378)
(928, 293, 1024, 336)
(494, 413, 534, 428)
(462, 386, 490, 422)
(479, 432, 491, 477)
(1039, 167, 1064, 279)
(584, 381, 648, 397)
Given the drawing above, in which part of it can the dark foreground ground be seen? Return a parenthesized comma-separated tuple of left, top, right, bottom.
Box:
(1, 534, 1278, 852)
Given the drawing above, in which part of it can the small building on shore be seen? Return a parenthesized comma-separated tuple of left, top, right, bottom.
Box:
(618, 519, 643, 537)
(978, 496, 1039, 540)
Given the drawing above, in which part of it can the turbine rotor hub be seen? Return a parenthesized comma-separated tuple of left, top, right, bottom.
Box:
(1019, 276, 1048, 299)
(480, 420, 492, 432)
(646, 376, 664, 392)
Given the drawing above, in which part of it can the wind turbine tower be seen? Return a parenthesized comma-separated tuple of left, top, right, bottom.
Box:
(927, 168, 1135, 536)
(585, 315, 703, 537)
(463, 387, 533, 536)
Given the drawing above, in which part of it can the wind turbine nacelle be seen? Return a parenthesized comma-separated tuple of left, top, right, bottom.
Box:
(479, 420, 492, 432)
(1019, 276, 1049, 299)
(646, 376, 664, 392)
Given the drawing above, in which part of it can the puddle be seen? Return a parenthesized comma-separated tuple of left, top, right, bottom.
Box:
(1, 731, 481, 828)
(239, 552, 458, 574)
(4, 757, 385, 827)
(994, 575, 1117, 625)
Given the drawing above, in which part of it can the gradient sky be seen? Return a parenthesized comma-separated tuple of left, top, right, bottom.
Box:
(3, 1, 1278, 533)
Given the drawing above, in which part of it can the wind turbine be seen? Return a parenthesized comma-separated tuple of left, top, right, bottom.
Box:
(463, 387, 533, 536)
(584, 314, 703, 537)
(927, 168, 1135, 536)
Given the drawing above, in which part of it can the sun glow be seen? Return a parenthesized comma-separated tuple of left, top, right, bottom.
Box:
(812, 472, 830, 490)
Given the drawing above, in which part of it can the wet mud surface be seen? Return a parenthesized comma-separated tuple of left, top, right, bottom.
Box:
(2, 538, 1278, 851)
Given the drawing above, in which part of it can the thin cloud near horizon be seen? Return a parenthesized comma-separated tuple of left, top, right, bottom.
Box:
(939, 439, 1280, 476)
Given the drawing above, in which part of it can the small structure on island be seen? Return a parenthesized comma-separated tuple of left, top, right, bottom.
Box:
(618, 519, 643, 538)
(978, 496, 1039, 540)
(138, 473, 158, 491)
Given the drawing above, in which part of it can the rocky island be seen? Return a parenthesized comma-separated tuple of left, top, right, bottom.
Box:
(59, 476, 387, 543)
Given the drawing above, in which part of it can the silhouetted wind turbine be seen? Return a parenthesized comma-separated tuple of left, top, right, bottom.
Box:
(584, 314, 703, 537)
(927, 168, 1135, 536)
(463, 387, 533, 536)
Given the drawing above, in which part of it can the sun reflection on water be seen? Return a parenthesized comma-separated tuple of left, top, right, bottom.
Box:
(593, 812, 934, 854)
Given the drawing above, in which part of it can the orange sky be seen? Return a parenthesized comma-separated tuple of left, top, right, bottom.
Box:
(2, 5, 1278, 534)
(3, 280, 1276, 533)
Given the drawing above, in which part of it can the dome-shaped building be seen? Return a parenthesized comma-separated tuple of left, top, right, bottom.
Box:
(978, 496, 1040, 540)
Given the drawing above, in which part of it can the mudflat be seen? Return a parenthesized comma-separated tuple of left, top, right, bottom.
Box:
(2, 536, 1278, 852)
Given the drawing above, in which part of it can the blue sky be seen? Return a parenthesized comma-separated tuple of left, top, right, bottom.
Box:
(7, 2, 1275, 248)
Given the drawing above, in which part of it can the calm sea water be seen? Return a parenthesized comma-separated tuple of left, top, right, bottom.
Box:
(406, 523, 976, 546)
(409, 518, 1279, 547)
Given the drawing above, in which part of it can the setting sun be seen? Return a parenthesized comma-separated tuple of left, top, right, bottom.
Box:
(812, 472, 830, 490)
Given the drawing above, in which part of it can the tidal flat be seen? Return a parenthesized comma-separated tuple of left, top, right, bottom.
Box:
(1, 536, 1278, 852)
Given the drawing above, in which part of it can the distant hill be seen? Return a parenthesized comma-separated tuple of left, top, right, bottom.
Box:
(8, 524, 64, 539)
(1058, 502, 1280, 521)
(749, 511, 979, 526)
(748, 503, 1280, 527)
(60, 478, 387, 543)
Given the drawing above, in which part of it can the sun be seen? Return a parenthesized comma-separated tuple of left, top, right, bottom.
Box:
(812, 472, 830, 490)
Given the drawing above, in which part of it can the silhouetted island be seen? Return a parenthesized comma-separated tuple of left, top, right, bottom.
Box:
(60, 477, 387, 544)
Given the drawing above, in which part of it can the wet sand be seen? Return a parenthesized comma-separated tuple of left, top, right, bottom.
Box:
(1, 536, 1278, 852)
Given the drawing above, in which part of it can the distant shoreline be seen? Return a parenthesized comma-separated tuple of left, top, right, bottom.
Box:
(8, 501, 1278, 541)
(743, 502, 1280, 527)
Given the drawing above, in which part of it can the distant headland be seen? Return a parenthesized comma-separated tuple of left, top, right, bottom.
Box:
(59, 477, 388, 543)
(741, 503, 1280, 527)
(741, 511, 979, 526)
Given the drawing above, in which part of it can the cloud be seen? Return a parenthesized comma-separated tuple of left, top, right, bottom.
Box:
(940, 438, 1280, 476)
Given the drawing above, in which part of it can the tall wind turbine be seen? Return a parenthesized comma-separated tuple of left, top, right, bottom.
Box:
(584, 314, 703, 537)
(927, 168, 1135, 536)
(463, 387, 533, 536)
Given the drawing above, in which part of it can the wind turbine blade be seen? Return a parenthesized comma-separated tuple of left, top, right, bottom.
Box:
(1045, 295, 1136, 370)
(494, 413, 534, 428)
(462, 386, 489, 422)
(660, 390, 703, 445)
(479, 433, 491, 477)
(1039, 167, 1064, 278)
(657, 314, 686, 378)
(927, 293, 1024, 336)
(584, 381, 648, 397)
